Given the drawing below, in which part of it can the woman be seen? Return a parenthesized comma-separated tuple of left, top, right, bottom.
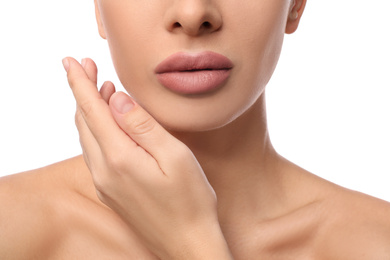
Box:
(1, 0, 390, 259)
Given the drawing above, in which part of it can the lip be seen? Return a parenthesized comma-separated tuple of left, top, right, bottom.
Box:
(155, 51, 233, 95)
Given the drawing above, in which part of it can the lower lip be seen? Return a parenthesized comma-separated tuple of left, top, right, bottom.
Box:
(156, 69, 231, 95)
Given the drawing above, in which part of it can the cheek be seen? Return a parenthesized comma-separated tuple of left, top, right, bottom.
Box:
(229, 0, 288, 80)
(99, 0, 162, 94)
(223, 1, 288, 111)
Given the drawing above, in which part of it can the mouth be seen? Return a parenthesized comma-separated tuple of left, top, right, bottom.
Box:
(155, 51, 233, 95)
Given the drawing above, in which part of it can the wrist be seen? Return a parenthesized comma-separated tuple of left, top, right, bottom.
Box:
(169, 222, 233, 260)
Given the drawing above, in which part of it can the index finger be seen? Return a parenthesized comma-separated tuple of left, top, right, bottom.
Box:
(62, 57, 133, 152)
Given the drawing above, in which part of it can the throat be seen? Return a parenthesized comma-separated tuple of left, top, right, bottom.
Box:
(170, 95, 284, 218)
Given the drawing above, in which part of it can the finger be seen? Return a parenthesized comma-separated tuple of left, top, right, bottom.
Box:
(63, 57, 129, 151)
(109, 91, 189, 167)
(75, 107, 103, 170)
(100, 81, 116, 103)
(75, 106, 121, 193)
(63, 57, 151, 175)
(76, 100, 162, 188)
(81, 58, 98, 85)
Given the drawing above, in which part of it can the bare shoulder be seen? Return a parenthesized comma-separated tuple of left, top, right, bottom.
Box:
(0, 156, 95, 259)
(316, 184, 390, 259)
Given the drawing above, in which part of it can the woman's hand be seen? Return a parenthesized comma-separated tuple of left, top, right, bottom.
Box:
(62, 57, 233, 259)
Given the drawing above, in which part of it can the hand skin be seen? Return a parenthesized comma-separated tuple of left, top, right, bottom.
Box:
(63, 56, 234, 260)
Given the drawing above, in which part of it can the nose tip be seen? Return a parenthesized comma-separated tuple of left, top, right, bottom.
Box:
(165, 1, 222, 36)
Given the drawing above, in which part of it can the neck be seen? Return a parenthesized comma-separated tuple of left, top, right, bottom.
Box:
(171, 94, 286, 223)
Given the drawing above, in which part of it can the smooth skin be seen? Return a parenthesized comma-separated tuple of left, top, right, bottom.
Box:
(1, 0, 390, 259)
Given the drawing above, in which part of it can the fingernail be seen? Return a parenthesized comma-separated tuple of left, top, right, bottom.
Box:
(113, 92, 135, 114)
(62, 58, 69, 72)
(81, 58, 87, 69)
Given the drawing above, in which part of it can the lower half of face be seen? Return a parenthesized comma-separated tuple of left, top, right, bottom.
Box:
(99, 0, 289, 132)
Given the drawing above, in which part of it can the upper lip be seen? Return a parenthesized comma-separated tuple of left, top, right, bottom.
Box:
(155, 51, 233, 73)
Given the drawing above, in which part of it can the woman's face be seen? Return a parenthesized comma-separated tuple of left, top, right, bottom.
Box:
(95, 0, 302, 132)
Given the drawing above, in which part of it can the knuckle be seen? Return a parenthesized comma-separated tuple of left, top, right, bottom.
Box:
(129, 115, 156, 136)
(68, 74, 87, 90)
(172, 143, 194, 163)
(68, 75, 87, 90)
(78, 99, 95, 119)
(74, 109, 83, 128)
(104, 152, 126, 172)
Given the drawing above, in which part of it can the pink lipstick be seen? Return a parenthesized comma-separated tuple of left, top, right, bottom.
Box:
(155, 51, 233, 95)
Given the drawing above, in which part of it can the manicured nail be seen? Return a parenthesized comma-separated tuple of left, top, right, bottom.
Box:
(113, 92, 135, 114)
(62, 58, 69, 72)
(81, 58, 87, 69)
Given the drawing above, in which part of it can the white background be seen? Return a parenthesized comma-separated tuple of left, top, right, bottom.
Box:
(1, 1, 389, 201)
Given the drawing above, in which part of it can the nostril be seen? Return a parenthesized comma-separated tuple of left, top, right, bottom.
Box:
(169, 19, 218, 35)
(173, 22, 182, 29)
(203, 21, 211, 29)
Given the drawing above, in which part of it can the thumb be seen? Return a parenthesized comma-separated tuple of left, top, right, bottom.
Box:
(109, 91, 188, 163)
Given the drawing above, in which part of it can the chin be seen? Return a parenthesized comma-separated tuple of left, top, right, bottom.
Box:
(159, 114, 237, 133)
(141, 94, 257, 134)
